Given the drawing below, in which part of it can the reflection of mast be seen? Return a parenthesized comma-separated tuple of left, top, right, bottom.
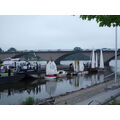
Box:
(79, 76, 83, 88)
(95, 74, 98, 84)
(99, 74, 104, 83)
(91, 75, 95, 85)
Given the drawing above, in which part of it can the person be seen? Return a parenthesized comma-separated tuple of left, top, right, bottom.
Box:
(36, 62, 38, 71)
(27, 62, 31, 69)
(69, 63, 73, 72)
(8, 67, 11, 77)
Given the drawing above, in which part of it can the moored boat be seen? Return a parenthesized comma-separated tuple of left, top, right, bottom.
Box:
(57, 70, 67, 78)
(44, 75, 57, 80)
(44, 61, 58, 80)
(0, 73, 25, 84)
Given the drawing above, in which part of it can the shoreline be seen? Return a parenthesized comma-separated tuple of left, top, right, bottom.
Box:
(37, 73, 117, 105)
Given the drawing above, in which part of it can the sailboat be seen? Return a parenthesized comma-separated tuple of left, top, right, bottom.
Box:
(44, 61, 58, 80)
(88, 49, 98, 74)
(78, 61, 88, 75)
(98, 49, 104, 71)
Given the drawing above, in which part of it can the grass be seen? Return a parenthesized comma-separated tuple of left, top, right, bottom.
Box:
(21, 97, 35, 105)
(106, 96, 120, 105)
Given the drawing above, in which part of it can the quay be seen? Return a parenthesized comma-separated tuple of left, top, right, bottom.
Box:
(37, 74, 120, 105)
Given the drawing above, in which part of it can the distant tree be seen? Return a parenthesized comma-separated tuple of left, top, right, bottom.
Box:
(7, 47, 17, 52)
(0, 48, 4, 53)
(73, 47, 83, 51)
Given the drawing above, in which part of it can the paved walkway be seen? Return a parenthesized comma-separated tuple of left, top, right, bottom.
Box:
(54, 79, 120, 105)
(76, 87, 120, 105)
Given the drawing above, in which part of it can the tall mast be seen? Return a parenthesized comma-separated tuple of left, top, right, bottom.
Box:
(91, 49, 95, 68)
(95, 53, 98, 68)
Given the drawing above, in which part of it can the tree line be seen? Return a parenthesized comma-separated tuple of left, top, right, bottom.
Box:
(0, 47, 17, 53)
(0, 47, 114, 53)
(0, 47, 84, 53)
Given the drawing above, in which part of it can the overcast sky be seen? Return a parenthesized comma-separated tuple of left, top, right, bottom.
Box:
(0, 15, 119, 51)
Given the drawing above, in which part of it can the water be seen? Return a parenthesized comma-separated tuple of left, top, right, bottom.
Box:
(0, 74, 105, 105)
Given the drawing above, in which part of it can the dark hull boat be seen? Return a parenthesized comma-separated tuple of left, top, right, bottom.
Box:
(24, 70, 43, 79)
(0, 73, 25, 84)
(87, 68, 98, 74)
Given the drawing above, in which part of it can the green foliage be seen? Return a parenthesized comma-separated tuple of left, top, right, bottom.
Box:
(21, 97, 35, 105)
(80, 15, 120, 27)
(106, 96, 120, 105)
(0, 48, 4, 53)
(7, 47, 17, 52)
(20, 53, 42, 61)
(74, 47, 83, 51)
(65, 101, 67, 104)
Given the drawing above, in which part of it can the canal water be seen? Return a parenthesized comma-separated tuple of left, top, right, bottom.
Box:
(0, 73, 106, 105)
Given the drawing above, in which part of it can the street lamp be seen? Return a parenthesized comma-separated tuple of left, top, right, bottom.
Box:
(115, 26, 117, 83)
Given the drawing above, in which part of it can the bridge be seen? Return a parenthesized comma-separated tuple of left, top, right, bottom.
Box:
(0, 50, 119, 65)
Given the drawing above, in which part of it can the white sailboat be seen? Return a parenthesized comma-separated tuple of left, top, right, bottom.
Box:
(44, 61, 58, 80)
(88, 49, 98, 74)
(99, 49, 104, 70)
(79, 61, 84, 71)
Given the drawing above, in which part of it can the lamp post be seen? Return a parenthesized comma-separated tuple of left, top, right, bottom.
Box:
(115, 26, 117, 83)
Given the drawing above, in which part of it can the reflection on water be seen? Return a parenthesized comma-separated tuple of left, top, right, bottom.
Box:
(0, 74, 105, 105)
(46, 81, 57, 97)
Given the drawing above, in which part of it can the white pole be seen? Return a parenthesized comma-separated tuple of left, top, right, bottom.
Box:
(95, 53, 98, 68)
(92, 49, 95, 68)
(115, 26, 117, 83)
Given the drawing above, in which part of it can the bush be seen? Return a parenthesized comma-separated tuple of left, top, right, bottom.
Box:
(106, 96, 120, 105)
(21, 97, 35, 105)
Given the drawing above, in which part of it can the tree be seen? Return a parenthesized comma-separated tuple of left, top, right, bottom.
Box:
(0, 48, 4, 53)
(80, 15, 120, 27)
(7, 47, 17, 52)
(74, 47, 83, 51)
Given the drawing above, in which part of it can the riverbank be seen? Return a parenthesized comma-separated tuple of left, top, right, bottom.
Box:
(37, 73, 120, 105)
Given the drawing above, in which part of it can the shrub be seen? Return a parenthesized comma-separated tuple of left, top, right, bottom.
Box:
(21, 97, 35, 105)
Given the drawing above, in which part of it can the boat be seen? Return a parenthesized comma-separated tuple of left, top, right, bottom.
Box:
(78, 61, 88, 75)
(78, 71, 89, 75)
(57, 70, 67, 78)
(0, 73, 25, 84)
(44, 75, 57, 80)
(44, 61, 58, 80)
(88, 49, 98, 74)
(98, 49, 104, 72)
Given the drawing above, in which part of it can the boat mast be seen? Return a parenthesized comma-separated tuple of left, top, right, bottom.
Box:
(91, 49, 95, 68)
(95, 53, 98, 68)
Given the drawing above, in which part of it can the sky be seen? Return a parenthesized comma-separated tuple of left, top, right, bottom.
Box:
(0, 15, 119, 51)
